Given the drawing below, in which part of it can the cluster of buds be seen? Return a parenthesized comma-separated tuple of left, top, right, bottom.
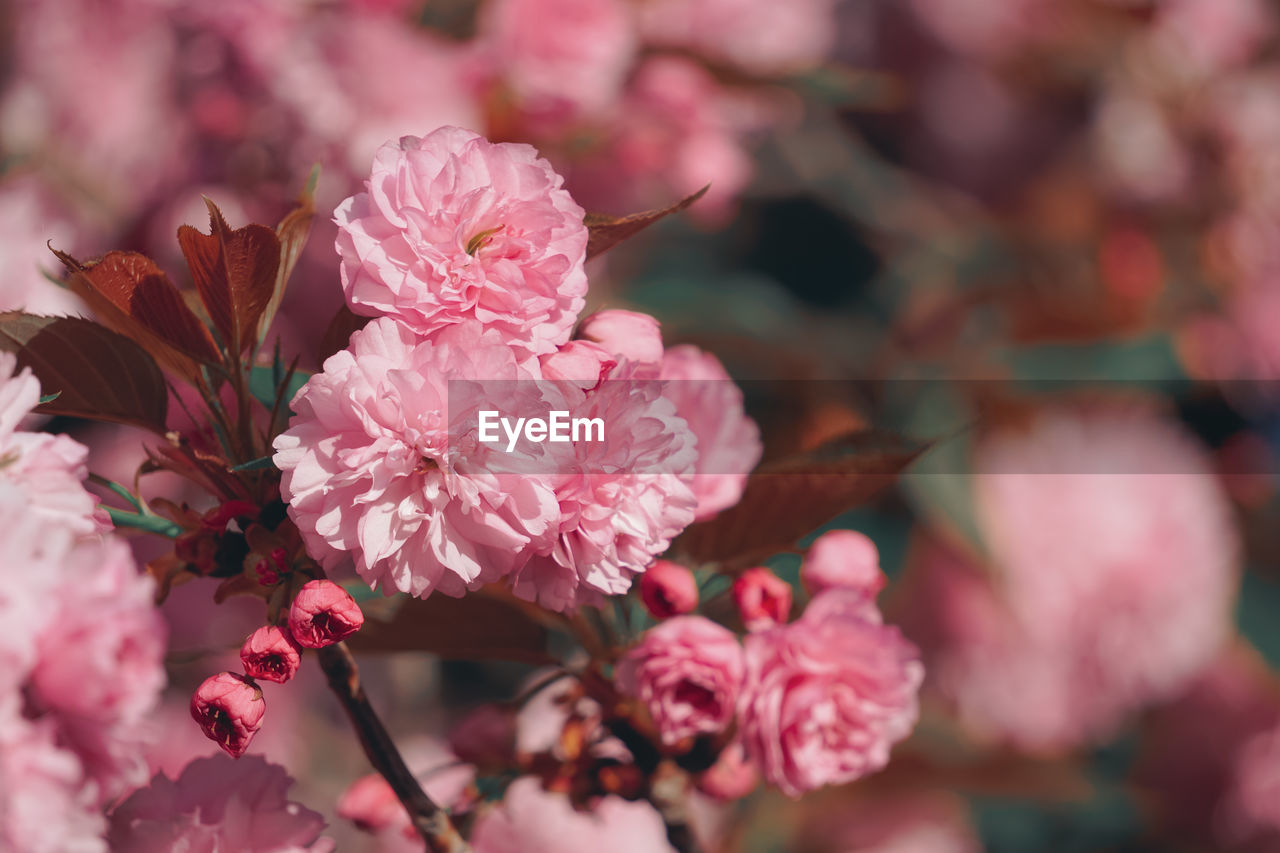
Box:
(191, 579, 365, 757)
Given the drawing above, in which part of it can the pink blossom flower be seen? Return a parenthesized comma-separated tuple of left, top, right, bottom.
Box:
(538, 339, 617, 386)
(191, 672, 266, 759)
(337, 774, 405, 834)
(0, 712, 106, 853)
(659, 345, 761, 520)
(639, 0, 837, 74)
(471, 776, 675, 853)
(733, 567, 792, 631)
(0, 177, 86, 317)
(617, 616, 743, 745)
(241, 625, 303, 683)
(639, 559, 700, 619)
(108, 754, 333, 852)
(739, 589, 923, 797)
(475, 0, 638, 124)
(274, 318, 559, 599)
(902, 405, 1240, 751)
(335, 127, 588, 355)
(1223, 722, 1280, 844)
(697, 740, 758, 800)
(288, 580, 364, 648)
(507, 360, 698, 611)
(802, 529, 886, 597)
(576, 310, 665, 366)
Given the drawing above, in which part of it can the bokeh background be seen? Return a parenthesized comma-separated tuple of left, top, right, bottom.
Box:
(4, 0, 1280, 850)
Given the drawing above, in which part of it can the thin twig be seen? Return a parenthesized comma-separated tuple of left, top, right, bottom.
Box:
(316, 643, 472, 853)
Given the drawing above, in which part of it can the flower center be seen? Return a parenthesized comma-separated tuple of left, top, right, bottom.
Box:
(465, 225, 505, 256)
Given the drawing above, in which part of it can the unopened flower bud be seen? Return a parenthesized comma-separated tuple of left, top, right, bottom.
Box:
(733, 567, 792, 631)
(337, 774, 403, 833)
(576, 309, 663, 364)
(240, 625, 302, 684)
(190, 672, 265, 758)
(288, 579, 364, 648)
(801, 529, 885, 596)
(697, 741, 758, 800)
(639, 559, 699, 619)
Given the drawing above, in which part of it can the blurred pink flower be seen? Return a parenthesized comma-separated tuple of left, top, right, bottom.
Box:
(659, 344, 761, 520)
(904, 405, 1240, 751)
(733, 567, 793, 631)
(476, 0, 637, 124)
(288, 580, 365, 649)
(241, 625, 303, 683)
(739, 589, 923, 797)
(639, 559, 700, 619)
(802, 529, 885, 597)
(108, 754, 333, 852)
(190, 672, 266, 759)
(471, 776, 676, 853)
(335, 127, 588, 355)
(0, 713, 106, 853)
(576, 309, 665, 366)
(274, 318, 558, 599)
(449, 704, 517, 769)
(1223, 722, 1280, 844)
(0, 178, 86, 317)
(618, 616, 744, 745)
(640, 0, 836, 74)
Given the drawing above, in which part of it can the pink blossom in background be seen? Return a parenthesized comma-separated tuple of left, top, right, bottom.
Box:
(190, 672, 266, 759)
(470, 776, 676, 853)
(273, 318, 556, 598)
(475, 0, 638, 125)
(639, 0, 837, 74)
(0, 714, 106, 853)
(108, 754, 334, 852)
(739, 589, 923, 797)
(617, 616, 744, 745)
(733, 567, 793, 631)
(908, 0, 1054, 60)
(697, 740, 758, 800)
(796, 791, 983, 853)
(1150, 0, 1274, 78)
(335, 127, 588, 354)
(287, 580, 365, 648)
(802, 529, 886, 596)
(449, 704, 517, 768)
(659, 344, 762, 520)
(0, 178, 86, 316)
(639, 559, 701, 619)
(904, 405, 1240, 751)
(1222, 722, 1280, 844)
(241, 626, 303, 683)
(576, 309, 666, 366)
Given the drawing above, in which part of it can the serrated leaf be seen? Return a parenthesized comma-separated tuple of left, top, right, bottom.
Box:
(178, 198, 281, 356)
(584, 185, 709, 261)
(0, 312, 168, 431)
(258, 167, 318, 348)
(673, 430, 927, 568)
(51, 247, 222, 381)
(348, 588, 553, 663)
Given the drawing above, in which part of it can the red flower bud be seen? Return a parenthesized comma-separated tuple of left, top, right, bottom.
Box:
(448, 704, 516, 769)
(190, 672, 265, 758)
(732, 567, 792, 631)
(639, 559, 699, 619)
(801, 529, 885, 596)
(288, 579, 364, 648)
(240, 625, 302, 684)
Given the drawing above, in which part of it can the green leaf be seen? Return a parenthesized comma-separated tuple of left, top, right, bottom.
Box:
(229, 455, 276, 472)
(0, 313, 169, 432)
(104, 506, 182, 537)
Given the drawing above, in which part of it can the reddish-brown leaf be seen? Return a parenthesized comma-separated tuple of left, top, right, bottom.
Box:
(318, 304, 371, 363)
(178, 198, 281, 355)
(672, 430, 927, 568)
(348, 588, 553, 663)
(52, 248, 221, 381)
(258, 167, 319, 348)
(584, 185, 709, 261)
(0, 312, 168, 431)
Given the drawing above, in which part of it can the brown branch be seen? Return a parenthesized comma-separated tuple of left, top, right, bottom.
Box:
(317, 642, 472, 853)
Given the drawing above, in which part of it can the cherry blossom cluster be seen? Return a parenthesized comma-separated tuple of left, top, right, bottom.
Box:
(0, 354, 167, 851)
(275, 126, 762, 612)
